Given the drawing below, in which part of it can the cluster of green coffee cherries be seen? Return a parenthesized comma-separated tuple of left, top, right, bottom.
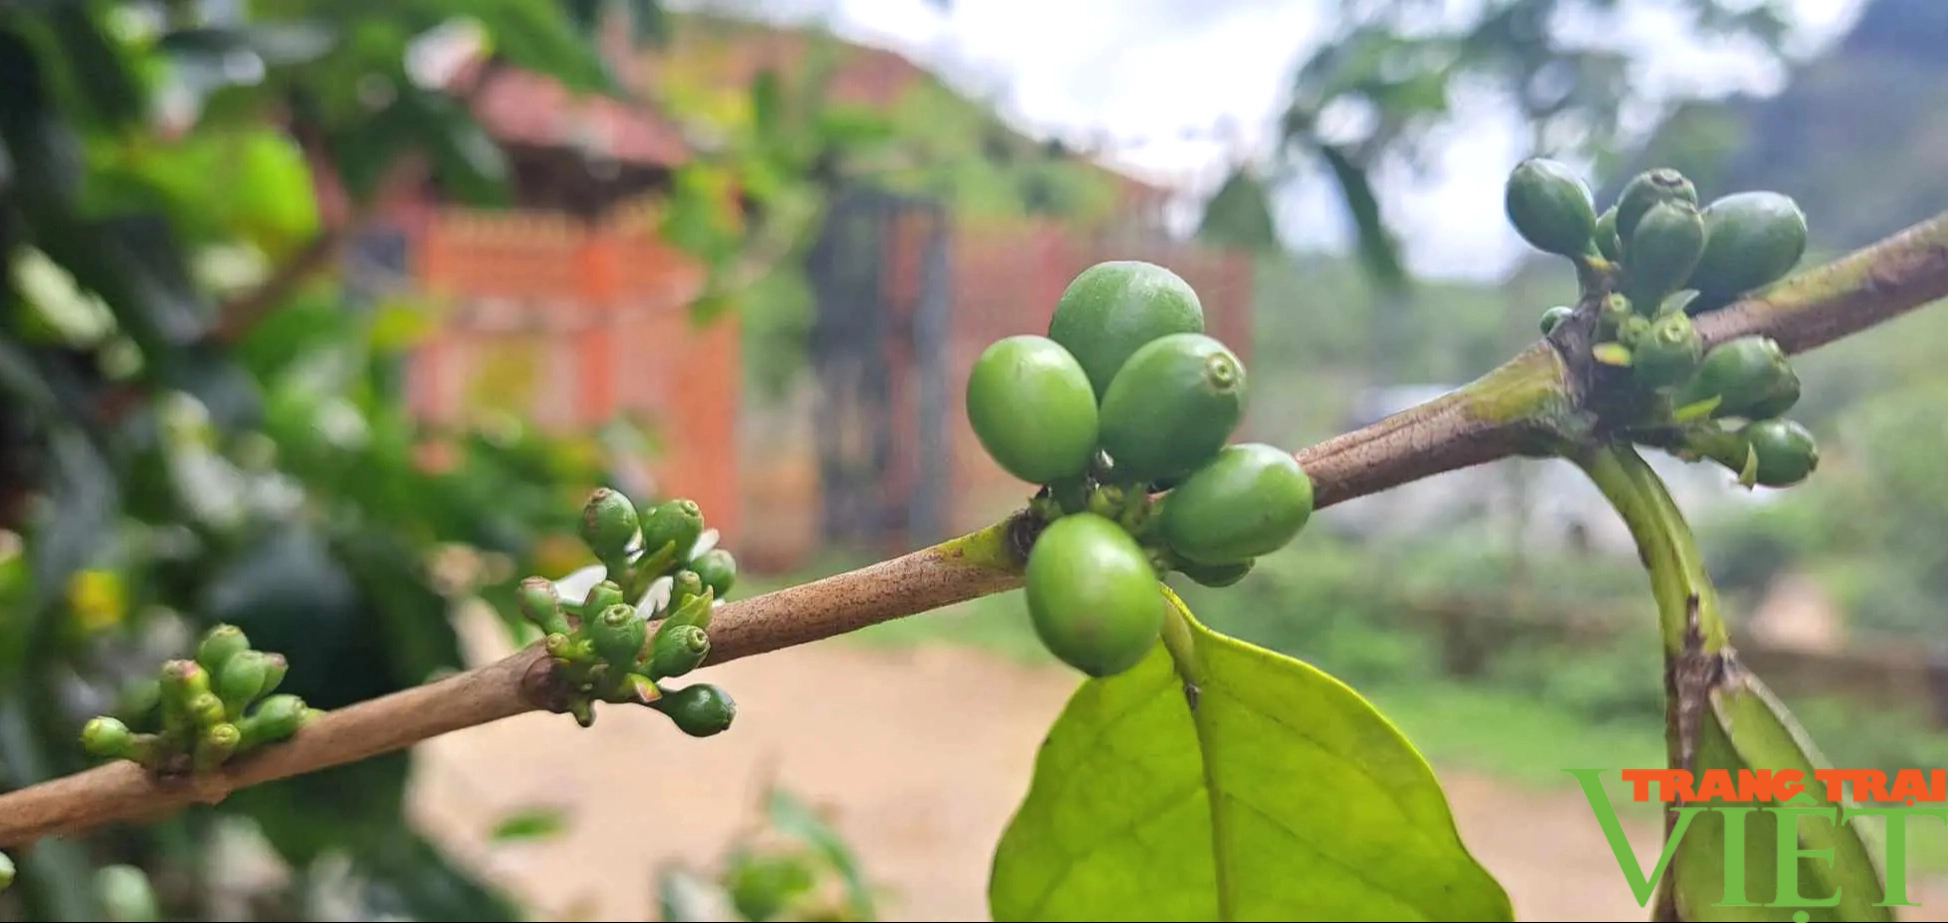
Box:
(79, 624, 314, 776)
(966, 261, 1316, 679)
(519, 487, 739, 736)
(1507, 159, 1820, 489)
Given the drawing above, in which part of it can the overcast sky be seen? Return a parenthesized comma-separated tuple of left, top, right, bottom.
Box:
(690, 0, 1870, 281)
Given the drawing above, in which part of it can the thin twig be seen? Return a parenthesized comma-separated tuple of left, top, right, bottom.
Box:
(1, 209, 1946, 850)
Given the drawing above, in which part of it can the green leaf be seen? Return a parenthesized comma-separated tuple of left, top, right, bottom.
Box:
(487, 806, 570, 843)
(1313, 141, 1406, 292)
(1655, 667, 1892, 921)
(988, 599, 1512, 921)
(766, 787, 876, 918)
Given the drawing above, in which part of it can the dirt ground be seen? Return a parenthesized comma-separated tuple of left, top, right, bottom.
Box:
(405, 608, 1948, 922)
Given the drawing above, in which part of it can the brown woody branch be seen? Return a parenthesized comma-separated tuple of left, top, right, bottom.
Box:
(2, 209, 1946, 851)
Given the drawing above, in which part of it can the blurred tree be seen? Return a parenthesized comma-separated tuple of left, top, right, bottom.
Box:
(1270, 0, 1798, 376)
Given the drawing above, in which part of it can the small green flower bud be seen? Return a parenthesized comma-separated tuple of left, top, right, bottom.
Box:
(238, 694, 309, 749)
(1539, 305, 1573, 335)
(650, 623, 711, 679)
(216, 650, 272, 719)
(640, 499, 705, 569)
(194, 624, 250, 678)
(1177, 558, 1255, 589)
(82, 715, 136, 761)
(1614, 168, 1698, 244)
(1615, 314, 1653, 347)
(1504, 158, 1597, 258)
(583, 580, 625, 619)
(1592, 207, 1622, 261)
(188, 692, 226, 729)
(0, 851, 14, 892)
(1630, 311, 1703, 390)
(257, 653, 288, 698)
(589, 604, 648, 668)
(194, 722, 241, 773)
(580, 487, 641, 565)
(1623, 199, 1706, 311)
(670, 569, 706, 609)
(569, 698, 596, 728)
(691, 549, 737, 601)
(159, 660, 210, 735)
(1742, 418, 1819, 487)
(518, 576, 572, 636)
(545, 631, 580, 662)
(656, 683, 736, 738)
(95, 864, 160, 923)
(159, 659, 210, 704)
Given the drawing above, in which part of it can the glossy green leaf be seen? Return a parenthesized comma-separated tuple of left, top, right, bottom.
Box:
(1654, 667, 1891, 921)
(988, 600, 1512, 921)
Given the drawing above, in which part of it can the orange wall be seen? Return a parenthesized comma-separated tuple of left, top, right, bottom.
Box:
(404, 209, 745, 547)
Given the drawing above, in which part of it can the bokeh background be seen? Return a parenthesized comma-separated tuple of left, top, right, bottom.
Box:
(3, 0, 1947, 920)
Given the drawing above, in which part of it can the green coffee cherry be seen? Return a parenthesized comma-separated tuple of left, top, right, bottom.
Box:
(1097, 333, 1247, 486)
(650, 622, 711, 679)
(160, 659, 211, 704)
(1676, 336, 1800, 420)
(964, 334, 1100, 486)
(589, 604, 648, 668)
(1504, 158, 1596, 258)
(216, 650, 272, 718)
(1689, 191, 1809, 300)
(195, 722, 241, 773)
(1158, 444, 1314, 566)
(579, 487, 640, 565)
(195, 624, 250, 678)
(657, 683, 737, 737)
(82, 715, 136, 761)
(583, 580, 624, 618)
(1024, 511, 1166, 678)
(1592, 207, 1622, 261)
(0, 851, 14, 892)
(1176, 558, 1254, 589)
(1614, 168, 1698, 244)
(238, 694, 309, 748)
(691, 549, 737, 600)
(1615, 313, 1652, 348)
(1630, 311, 1703, 390)
(95, 864, 161, 923)
(1742, 418, 1819, 487)
(1539, 305, 1573, 335)
(1622, 199, 1705, 311)
(518, 576, 572, 636)
(640, 499, 705, 568)
(1047, 260, 1206, 400)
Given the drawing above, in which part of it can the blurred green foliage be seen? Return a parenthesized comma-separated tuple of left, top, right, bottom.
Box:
(0, 1, 690, 919)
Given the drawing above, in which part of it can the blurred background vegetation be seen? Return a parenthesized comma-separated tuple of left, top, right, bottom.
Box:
(4, 0, 1948, 920)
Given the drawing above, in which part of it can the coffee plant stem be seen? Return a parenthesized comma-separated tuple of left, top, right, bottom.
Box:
(1576, 441, 1742, 919)
(0, 209, 1945, 850)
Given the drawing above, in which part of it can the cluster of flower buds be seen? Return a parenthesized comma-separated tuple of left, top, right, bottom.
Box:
(522, 487, 739, 737)
(80, 624, 315, 776)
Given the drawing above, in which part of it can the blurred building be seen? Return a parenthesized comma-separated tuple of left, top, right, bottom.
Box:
(326, 8, 1257, 571)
